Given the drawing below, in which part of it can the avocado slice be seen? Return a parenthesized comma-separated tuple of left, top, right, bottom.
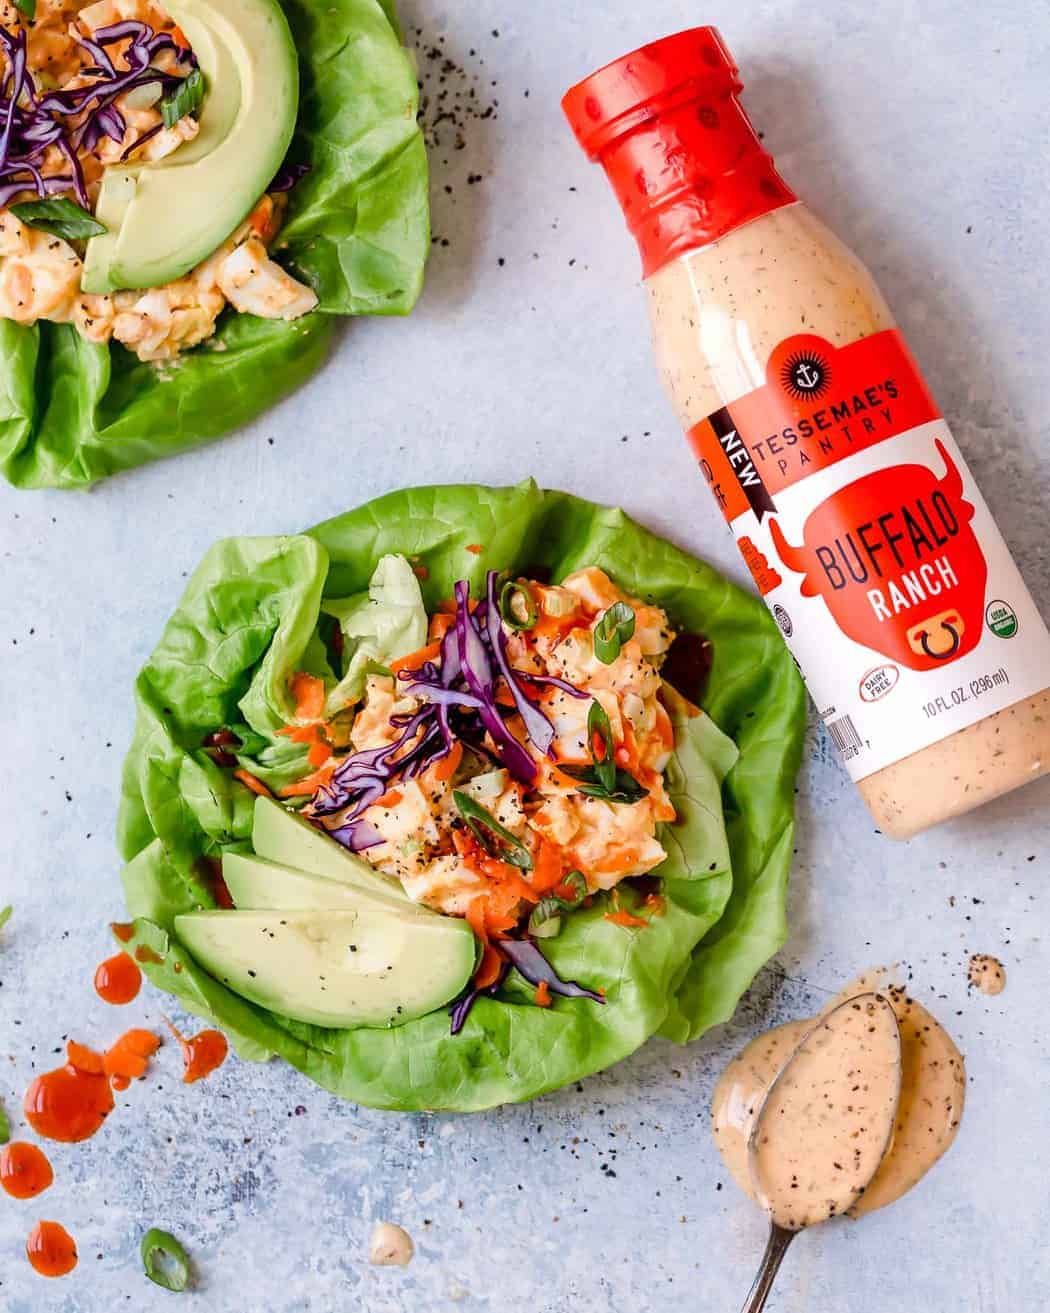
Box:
(222, 852, 433, 919)
(82, 0, 297, 293)
(251, 796, 410, 904)
(176, 905, 477, 1029)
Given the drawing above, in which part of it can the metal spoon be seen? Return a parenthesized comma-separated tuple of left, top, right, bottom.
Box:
(740, 992, 903, 1313)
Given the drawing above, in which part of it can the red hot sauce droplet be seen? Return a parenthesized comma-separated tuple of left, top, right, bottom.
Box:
(166, 1020, 229, 1084)
(0, 1142, 54, 1199)
(26, 1220, 78, 1278)
(24, 1043, 114, 1144)
(94, 952, 142, 1005)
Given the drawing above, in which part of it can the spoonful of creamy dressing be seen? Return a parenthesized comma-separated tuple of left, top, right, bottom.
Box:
(714, 974, 967, 1313)
(737, 994, 901, 1311)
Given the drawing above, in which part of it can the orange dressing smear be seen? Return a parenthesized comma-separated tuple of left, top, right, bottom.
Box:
(166, 1019, 229, 1084)
(26, 1220, 78, 1278)
(94, 952, 142, 1005)
(0, 1142, 54, 1199)
(111, 922, 135, 943)
(134, 944, 164, 965)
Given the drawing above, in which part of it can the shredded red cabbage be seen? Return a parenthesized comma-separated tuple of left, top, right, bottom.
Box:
(448, 963, 509, 1035)
(449, 938, 604, 1034)
(499, 939, 606, 1003)
(269, 159, 310, 192)
(0, 21, 195, 212)
(305, 572, 586, 857)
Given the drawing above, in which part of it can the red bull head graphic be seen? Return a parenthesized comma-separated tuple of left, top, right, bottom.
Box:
(769, 439, 988, 672)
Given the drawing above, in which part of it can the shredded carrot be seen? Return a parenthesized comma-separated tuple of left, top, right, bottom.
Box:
(465, 543, 484, 555)
(534, 981, 552, 1008)
(529, 837, 565, 895)
(375, 788, 403, 810)
(233, 769, 271, 798)
(431, 740, 463, 783)
(289, 672, 325, 721)
(307, 740, 331, 769)
(644, 893, 667, 918)
(279, 762, 336, 798)
(276, 724, 319, 744)
(390, 639, 442, 676)
(66, 1040, 105, 1076)
(598, 908, 648, 929)
(474, 941, 503, 989)
(413, 563, 430, 580)
(604, 909, 649, 929)
(427, 611, 455, 642)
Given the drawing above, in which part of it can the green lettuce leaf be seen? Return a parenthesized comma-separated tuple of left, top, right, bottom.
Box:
(322, 553, 427, 713)
(0, 0, 428, 490)
(117, 483, 806, 1109)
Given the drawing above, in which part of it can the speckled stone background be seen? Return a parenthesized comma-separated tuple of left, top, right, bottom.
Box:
(2, 0, 1048, 1307)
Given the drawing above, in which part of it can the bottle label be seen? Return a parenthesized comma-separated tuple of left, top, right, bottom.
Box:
(687, 328, 1050, 781)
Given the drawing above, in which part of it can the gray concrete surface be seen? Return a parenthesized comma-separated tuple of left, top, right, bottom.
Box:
(2, 0, 1048, 1308)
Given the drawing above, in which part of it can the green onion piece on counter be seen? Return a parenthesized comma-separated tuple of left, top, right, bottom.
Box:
(161, 69, 204, 128)
(0, 905, 11, 933)
(499, 578, 539, 631)
(453, 790, 533, 871)
(9, 197, 106, 241)
(141, 1228, 191, 1292)
(0, 1099, 10, 1145)
(593, 601, 635, 664)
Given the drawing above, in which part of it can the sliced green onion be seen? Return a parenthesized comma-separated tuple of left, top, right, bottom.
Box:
(141, 1228, 191, 1292)
(528, 898, 563, 939)
(0, 1098, 10, 1145)
(499, 579, 539, 631)
(0, 905, 10, 933)
(10, 198, 106, 242)
(557, 871, 587, 905)
(12, 0, 35, 18)
(593, 602, 636, 664)
(558, 763, 649, 805)
(161, 69, 204, 128)
(587, 700, 616, 793)
(453, 790, 533, 871)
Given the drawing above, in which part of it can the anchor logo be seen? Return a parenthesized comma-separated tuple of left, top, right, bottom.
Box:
(781, 349, 832, 401)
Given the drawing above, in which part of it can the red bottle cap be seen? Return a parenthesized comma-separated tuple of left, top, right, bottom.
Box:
(562, 27, 797, 277)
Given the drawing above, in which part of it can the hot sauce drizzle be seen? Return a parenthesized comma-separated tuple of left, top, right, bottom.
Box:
(0, 1142, 54, 1199)
(166, 1019, 229, 1084)
(111, 921, 135, 943)
(94, 952, 142, 1005)
(24, 1044, 115, 1143)
(26, 1220, 78, 1278)
(23, 1031, 161, 1142)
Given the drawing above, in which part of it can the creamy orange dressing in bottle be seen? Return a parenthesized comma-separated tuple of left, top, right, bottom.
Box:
(564, 29, 1050, 838)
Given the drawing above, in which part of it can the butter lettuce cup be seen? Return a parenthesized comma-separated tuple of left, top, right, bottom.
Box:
(117, 483, 805, 1110)
(0, 0, 428, 488)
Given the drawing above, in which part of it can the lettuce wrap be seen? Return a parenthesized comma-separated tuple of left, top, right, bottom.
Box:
(117, 483, 806, 1110)
(0, 0, 428, 490)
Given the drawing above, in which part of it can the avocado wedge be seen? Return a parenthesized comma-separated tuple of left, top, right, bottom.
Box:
(176, 904, 477, 1029)
(251, 796, 410, 903)
(222, 852, 432, 919)
(82, 0, 298, 292)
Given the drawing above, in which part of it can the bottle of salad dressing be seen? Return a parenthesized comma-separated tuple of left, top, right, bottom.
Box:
(564, 27, 1050, 839)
